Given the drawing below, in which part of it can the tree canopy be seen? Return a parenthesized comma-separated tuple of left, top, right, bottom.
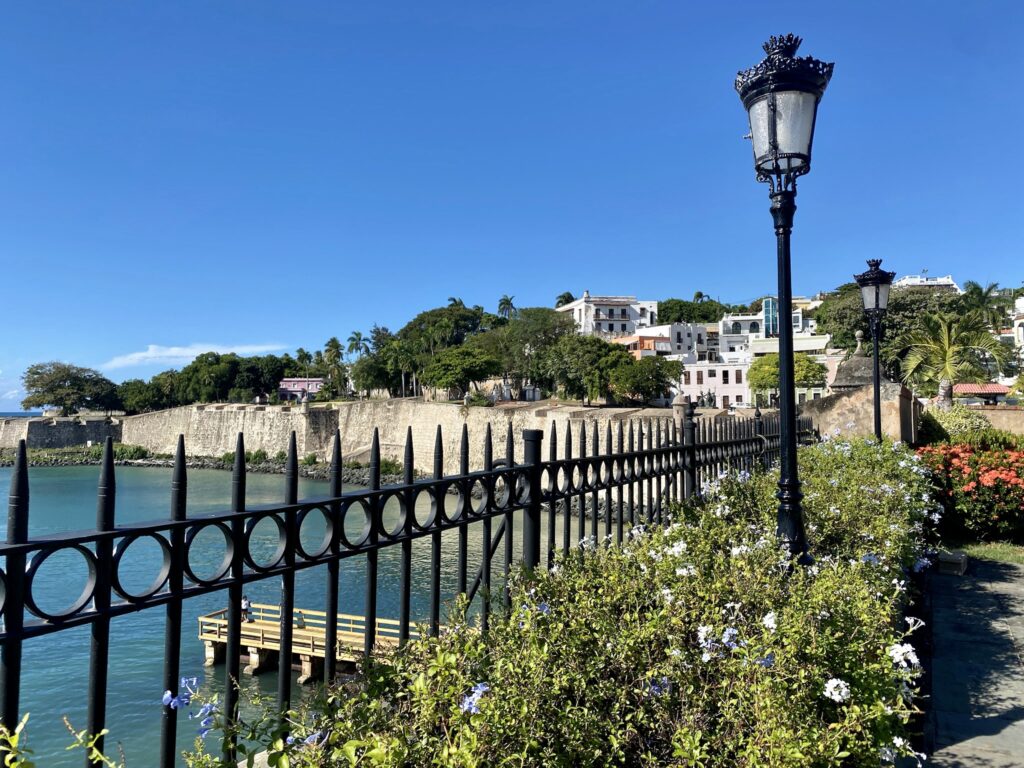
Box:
(21, 362, 120, 415)
(609, 356, 682, 404)
(658, 298, 730, 325)
(747, 353, 828, 394)
(419, 347, 502, 395)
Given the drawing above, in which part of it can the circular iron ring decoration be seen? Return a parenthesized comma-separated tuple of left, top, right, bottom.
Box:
(183, 521, 235, 587)
(24, 544, 98, 622)
(295, 505, 334, 560)
(242, 513, 287, 572)
(337, 499, 373, 550)
(381, 491, 408, 541)
(111, 532, 173, 602)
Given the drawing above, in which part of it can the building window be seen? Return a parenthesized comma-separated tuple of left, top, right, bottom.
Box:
(731, 321, 742, 334)
(697, 334, 703, 344)
(798, 393, 806, 404)
(749, 321, 760, 334)
(621, 323, 627, 331)
(640, 307, 647, 316)
(736, 394, 743, 403)
(683, 372, 691, 385)
(722, 370, 729, 384)
(676, 332, 682, 342)
(723, 395, 730, 407)
(697, 371, 703, 385)
(735, 370, 742, 384)
(621, 308, 628, 318)
(708, 369, 717, 378)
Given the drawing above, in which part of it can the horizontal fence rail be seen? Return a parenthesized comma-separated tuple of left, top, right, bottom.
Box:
(0, 405, 814, 766)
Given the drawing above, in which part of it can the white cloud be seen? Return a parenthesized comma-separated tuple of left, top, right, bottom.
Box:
(101, 343, 288, 370)
(2, 389, 20, 400)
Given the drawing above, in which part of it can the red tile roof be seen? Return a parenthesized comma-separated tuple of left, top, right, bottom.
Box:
(953, 383, 1010, 395)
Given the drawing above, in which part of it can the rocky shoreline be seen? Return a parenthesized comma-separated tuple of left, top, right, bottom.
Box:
(0, 452, 405, 487)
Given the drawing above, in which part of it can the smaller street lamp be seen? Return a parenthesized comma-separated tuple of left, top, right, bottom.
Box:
(854, 259, 896, 440)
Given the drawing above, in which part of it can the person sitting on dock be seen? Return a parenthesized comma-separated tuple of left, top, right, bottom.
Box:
(295, 610, 306, 630)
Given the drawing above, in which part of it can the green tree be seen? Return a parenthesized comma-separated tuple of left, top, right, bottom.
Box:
(555, 292, 576, 308)
(347, 331, 370, 359)
(896, 311, 1009, 403)
(609, 357, 683, 404)
(175, 352, 240, 403)
(295, 347, 313, 377)
(658, 298, 730, 325)
(420, 347, 502, 396)
(747, 353, 828, 395)
(498, 294, 517, 320)
(470, 308, 576, 396)
(350, 353, 391, 397)
(117, 378, 162, 414)
(961, 280, 1011, 331)
(537, 334, 632, 403)
(21, 362, 121, 415)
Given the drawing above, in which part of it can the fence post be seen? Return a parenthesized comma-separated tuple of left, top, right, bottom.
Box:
(683, 403, 697, 500)
(754, 407, 766, 469)
(522, 429, 544, 571)
(1, 440, 28, 731)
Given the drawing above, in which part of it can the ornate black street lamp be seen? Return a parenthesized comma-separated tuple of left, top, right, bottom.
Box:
(736, 34, 833, 562)
(854, 259, 896, 441)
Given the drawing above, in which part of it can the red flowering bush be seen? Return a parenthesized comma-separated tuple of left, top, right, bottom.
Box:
(918, 443, 1024, 541)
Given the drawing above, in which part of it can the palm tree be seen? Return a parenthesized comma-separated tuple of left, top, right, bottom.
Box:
(324, 337, 344, 395)
(347, 331, 370, 359)
(693, 291, 706, 304)
(448, 297, 465, 308)
(555, 291, 575, 308)
(897, 311, 1009, 404)
(295, 348, 312, 377)
(961, 280, 1010, 331)
(498, 295, 516, 319)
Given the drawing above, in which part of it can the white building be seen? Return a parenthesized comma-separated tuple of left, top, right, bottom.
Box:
(892, 274, 963, 294)
(556, 291, 659, 337)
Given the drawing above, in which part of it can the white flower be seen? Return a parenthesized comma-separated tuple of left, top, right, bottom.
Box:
(668, 648, 681, 658)
(823, 678, 851, 703)
(675, 565, 696, 577)
(667, 540, 687, 557)
(730, 545, 750, 557)
(701, 651, 714, 663)
(661, 588, 674, 605)
(905, 616, 925, 634)
(880, 747, 896, 763)
(888, 643, 920, 669)
(892, 736, 906, 749)
(761, 611, 777, 632)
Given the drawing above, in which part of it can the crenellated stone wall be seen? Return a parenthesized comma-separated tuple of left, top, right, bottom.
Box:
(0, 416, 122, 450)
(118, 401, 683, 474)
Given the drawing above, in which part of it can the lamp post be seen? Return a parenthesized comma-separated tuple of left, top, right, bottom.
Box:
(736, 35, 833, 562)
(854, 259, 896, 441)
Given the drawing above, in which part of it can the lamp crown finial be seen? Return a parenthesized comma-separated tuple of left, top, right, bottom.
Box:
(866, 258, 883, 271)
(762, 34, 802, 58)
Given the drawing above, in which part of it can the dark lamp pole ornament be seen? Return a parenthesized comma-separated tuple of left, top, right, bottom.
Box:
(854, 259, 896, 440)
(736, 35, 834, 565)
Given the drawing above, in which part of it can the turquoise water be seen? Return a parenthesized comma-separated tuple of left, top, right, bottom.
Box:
(0, 465, 533, 766)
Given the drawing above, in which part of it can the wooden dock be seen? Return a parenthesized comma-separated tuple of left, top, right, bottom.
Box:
(198, 603, 408, 683)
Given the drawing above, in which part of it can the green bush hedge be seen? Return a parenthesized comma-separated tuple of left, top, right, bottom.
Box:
(86, 442, 150, 461)
(184, 439, 933, 767)
(917, 404, 991, 444)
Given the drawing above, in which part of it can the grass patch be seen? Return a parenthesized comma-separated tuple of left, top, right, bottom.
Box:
(958, 541, 1024, 565)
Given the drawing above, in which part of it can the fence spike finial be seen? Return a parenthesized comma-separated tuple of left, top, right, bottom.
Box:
(404, 427, 414, 484)
(171, 435, 187, 521)
(285, 431, 299, 505)
(434, 425, 444, 479)
(549, 420, 558, 462)
(460, 423, 470, 474)
(97, 436, 116, 531)
(370, 428, 381, 491)
(329, 429, 342, 497)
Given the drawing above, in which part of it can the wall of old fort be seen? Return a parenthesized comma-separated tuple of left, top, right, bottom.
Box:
(0, 416, 122, 450)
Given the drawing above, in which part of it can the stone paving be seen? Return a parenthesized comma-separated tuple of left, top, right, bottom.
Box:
(928, 558, 1024, 766)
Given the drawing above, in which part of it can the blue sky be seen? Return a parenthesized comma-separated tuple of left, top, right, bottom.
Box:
(1, 1, 1022, 410)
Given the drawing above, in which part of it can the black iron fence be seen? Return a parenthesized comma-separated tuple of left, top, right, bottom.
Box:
(0, 405, 813, 766)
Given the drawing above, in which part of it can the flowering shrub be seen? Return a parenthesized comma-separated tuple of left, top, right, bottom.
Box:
(175, 439, 933, 767)
(917, 404, 991, 444)
(918, 443, 1024, 541)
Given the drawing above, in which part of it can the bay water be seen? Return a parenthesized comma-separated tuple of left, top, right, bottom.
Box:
(0, 464, 537, 766)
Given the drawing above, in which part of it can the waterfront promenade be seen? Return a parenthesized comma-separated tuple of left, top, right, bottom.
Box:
(928, 559, 1024, 766)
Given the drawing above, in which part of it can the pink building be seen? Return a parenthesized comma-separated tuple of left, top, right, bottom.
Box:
(278, 378, 324, 402)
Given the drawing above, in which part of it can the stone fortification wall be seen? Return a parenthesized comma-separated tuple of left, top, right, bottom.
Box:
(118, 401, 680, 474)
(0, 417, 121, 450)
(800, 382, 920, 443)
(333, 400, 680, 475)
(0, 418, 30, 449)
(121, 405, 324, 458)
(967, 406, 1024, 435)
